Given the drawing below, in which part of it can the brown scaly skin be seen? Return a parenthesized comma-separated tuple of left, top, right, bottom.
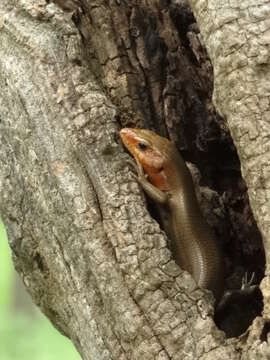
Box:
(120, 128, 224, 300)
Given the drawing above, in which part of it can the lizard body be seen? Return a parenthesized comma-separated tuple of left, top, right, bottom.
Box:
(120, 128, 224, 299)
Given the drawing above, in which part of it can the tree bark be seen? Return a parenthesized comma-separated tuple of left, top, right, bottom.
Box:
(0, 0, 269, 359)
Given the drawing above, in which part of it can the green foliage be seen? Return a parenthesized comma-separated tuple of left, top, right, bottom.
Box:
(0, 313, 81, 360)
(0, 220, 81, 360)
(0, 219, 13, 315)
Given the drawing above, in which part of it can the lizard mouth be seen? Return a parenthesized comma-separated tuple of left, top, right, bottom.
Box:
(120, 128, 146, 159)
(120, 128, 136, 152)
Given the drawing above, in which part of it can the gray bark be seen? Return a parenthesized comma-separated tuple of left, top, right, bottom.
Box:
(0, 0, 269, 359)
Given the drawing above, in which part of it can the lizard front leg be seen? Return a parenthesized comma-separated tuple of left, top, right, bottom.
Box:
(128, 158, 168, 205)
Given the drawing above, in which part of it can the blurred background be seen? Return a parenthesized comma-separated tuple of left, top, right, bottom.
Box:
(0, 219, 81, 360)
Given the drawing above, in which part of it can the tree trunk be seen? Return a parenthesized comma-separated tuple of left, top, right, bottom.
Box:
(0, 0, 269, 359)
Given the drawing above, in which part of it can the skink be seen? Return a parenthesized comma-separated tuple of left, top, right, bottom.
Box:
(120, 128, 224, 299)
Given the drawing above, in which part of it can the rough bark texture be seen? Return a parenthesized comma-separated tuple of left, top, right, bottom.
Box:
(0, 0, 269, 359)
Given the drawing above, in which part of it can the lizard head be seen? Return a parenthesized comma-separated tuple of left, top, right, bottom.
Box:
(120, 128, 176, 190)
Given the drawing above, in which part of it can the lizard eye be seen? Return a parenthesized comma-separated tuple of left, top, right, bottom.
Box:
(138, 142, 148, 151)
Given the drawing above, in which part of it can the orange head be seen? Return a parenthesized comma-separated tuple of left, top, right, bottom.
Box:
(120, 128, 177, 191)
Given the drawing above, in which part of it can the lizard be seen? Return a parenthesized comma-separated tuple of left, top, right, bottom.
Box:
(120, 127, 224, 300)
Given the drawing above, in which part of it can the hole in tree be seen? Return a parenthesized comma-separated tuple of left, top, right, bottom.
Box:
(214, 286, 263, 338)
(133, 118, 265, 338)
(181, 107, 266, 337)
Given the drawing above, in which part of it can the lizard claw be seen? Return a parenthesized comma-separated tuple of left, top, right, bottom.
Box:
(126, 158, 139, 179)
(130, 171, 139, 182)
(126, 157, 148, 179)
(126, 158, 138, 172)
(216, 272, 258, 312)
(241, 272, 255, 290)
